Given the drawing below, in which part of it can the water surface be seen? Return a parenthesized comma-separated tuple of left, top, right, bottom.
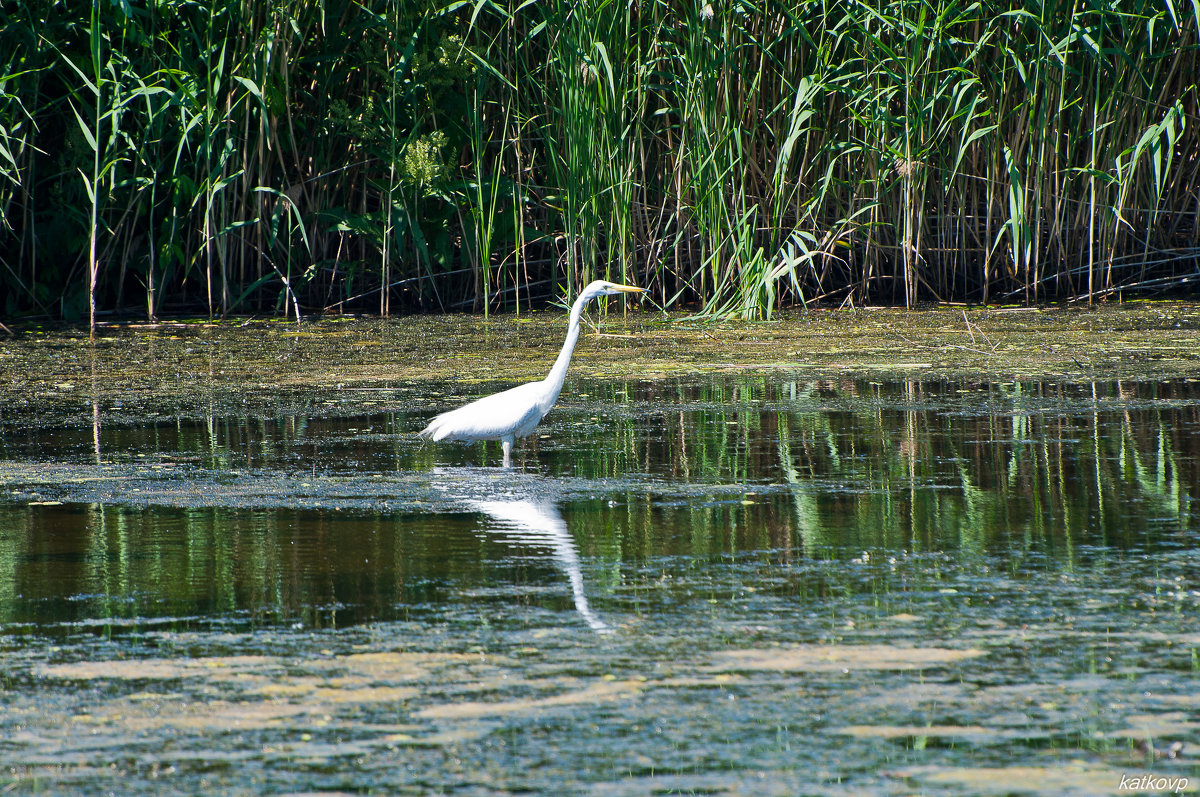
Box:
(1, 375, 1197, 795)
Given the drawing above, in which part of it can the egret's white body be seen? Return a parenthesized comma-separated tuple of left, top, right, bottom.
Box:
(419, 280, 643, 466)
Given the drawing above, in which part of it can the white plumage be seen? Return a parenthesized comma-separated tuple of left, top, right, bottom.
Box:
(419, 279, 644, 466)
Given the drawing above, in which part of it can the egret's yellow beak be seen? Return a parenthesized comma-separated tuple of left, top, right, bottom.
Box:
(610, 283, 645, 293)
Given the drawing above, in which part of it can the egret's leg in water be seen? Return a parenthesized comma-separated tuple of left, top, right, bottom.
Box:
(502, 437, 513, 469)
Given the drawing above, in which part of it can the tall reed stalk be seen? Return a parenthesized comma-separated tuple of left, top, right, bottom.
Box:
(0, 0, 1196, 320)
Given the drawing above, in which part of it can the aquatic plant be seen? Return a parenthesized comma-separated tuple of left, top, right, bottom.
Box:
(0, 0, 1196, 323)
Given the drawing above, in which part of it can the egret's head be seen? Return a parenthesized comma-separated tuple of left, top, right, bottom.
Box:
(580, 280, 645, 301)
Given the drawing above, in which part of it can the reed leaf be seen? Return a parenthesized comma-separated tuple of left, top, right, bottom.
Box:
(0, 0, 1195, 319)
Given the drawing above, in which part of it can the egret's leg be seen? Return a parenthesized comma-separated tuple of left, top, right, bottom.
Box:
(501, 438, 513, 468)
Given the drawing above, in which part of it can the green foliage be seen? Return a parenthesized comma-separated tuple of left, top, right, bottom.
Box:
(0, 0, 1197, 319)
(402, 130, 449, 190)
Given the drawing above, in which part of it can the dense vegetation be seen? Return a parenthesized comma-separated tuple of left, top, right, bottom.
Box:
(1, 0, 1197, 326)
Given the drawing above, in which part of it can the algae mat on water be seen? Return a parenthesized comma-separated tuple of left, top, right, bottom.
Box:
(3, 304, 1200, 413)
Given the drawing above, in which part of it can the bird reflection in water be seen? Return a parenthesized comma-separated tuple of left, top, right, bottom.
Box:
(469, 499, 612, 634)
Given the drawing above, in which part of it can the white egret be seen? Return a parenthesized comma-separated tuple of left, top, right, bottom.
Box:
(419, 279, 644, 467)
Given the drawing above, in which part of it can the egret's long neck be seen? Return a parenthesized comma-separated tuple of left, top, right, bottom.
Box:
(542, 292, 591, 400)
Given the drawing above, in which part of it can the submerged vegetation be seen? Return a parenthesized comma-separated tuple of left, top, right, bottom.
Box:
(1, 0, 1197, 325)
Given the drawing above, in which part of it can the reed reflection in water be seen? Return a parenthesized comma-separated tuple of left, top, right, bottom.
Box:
(0, 377, 1197, 629)
(1, 376, 1198, 797)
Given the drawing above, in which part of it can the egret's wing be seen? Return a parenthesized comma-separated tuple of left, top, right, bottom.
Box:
(420, 381, 549, 442)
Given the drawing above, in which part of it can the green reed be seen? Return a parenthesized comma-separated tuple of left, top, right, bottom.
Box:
(0, 0, 1195, 321)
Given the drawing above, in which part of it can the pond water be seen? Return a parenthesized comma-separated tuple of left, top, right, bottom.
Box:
(1, 375, 1198, 795)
